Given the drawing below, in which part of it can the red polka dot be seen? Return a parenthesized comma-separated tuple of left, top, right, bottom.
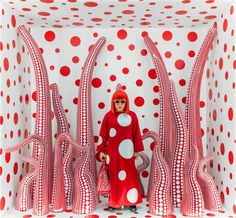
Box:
(141, 49, 147, 56)
(44, 31, 55, 42)
(107, 44, 114, 51)
(98, 102, 105, 109)
(213, 109, 217, 121)
(17, 52, 21, 64)
(188, 50, 195, 57)
(122, 10, 134, 14)
(92, 78, 102, 88)
(206, 213, 215, 216)
(13, 162, 18, 175)
(220, 143, 225, 155)
(175, 59, 185, 70)
(5, 153, 11, 163)
(187, 32, 198, 42)
(84, 2, 98, 7)
(73, 98, 78, 105)
(134, 97, 144, 107)
(110, 75, 116, 81)
(165, 51, 172, 58)
(176, 10, 187, 15)
(228, 107, 233, 121)
(223, 19, 228, 32)
(148, 69, 156, 79)
(11, 15, 16, 27)
(0, 197, 5, 211)
(219, 58, 223, 70)
(40, 0, 54, 2)
(228, 151, 234, 164)
(162, 31, 172, 41)
(14, 113, 18, 125)
(60, 66, 70, 76)
(117, 29, 127, 40)
(233, 205, 236, 214)
(32, 91, 37, 101)
(129, 44, 135, 50)
(179, 79, 186, 86)
(38, 12, 50, 16)
(122, 68, 129, 74)
(136, 79, 143, 86)
(141, 171, 149, 178)
(70, 36, 81, 46)
(72, 56, 79, 63)
(4, 58, 9, 71)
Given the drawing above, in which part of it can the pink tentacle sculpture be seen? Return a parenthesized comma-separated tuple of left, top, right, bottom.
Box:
(141, 131, 159, 202)
(18, 25, 53, 206)
(51, 83, 73, 210)
(4, 134, 49, 215)
(76, 37, 106, 196)
(169, 80, 188, 208)
(197, 156, 222, 211)
(185, 27, 217, 158)
(181, 145, 204, 217)
(149, 145, 173, 216)
(51, 132, 87, 212)
(137, 151, 150, 197)
(144, 36, 173, 164)
(73, 149, 96, 214)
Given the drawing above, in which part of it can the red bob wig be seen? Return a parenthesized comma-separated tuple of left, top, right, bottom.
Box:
(111, 89, 130, 114)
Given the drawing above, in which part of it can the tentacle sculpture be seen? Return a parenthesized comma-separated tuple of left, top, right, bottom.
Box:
(181, 145, 204, 217)
(144, 36, 173, 164)
(197, 157, 222, 211)
(73, 149, 96, 214)
(169, 80, 188, 208)
(51, 132, 87, 212)
(149, 145, 173, 216)
(51, 83, 73, 210)
(137, 151, 150, 197)
(185, 27, 217, 159)
(4, 134, 49, 215)
(18, 25, 53, 213)
(142, 131, 159, 201)
(76, 37, 106, 202)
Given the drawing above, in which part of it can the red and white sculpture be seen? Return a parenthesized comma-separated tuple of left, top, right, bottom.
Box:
(185, 27, 217, 159)
(144, 36, 173, 163)
(181, 145, 205, 217)
(197, 157, 223, 211)
(142, 131, 173, 216)
(169, 80, 188, 208)
(51, 83, 73, 212)
(4, 25, 53, 216)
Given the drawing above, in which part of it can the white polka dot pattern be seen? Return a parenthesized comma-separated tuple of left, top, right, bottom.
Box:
(117, 114, 132, 127)
(118, 139, 134, 159)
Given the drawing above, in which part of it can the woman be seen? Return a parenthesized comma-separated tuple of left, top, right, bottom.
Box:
(96, 88, 144, 212)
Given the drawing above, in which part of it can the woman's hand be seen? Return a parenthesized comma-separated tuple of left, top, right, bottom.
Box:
(134, 152, 139, 160)
(99, 152, 106, 161)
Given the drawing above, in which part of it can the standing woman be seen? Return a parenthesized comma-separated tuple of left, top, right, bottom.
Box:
(96, 87, 144, 212)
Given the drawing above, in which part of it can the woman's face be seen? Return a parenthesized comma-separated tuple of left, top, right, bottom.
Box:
(114, 98, 126, 113)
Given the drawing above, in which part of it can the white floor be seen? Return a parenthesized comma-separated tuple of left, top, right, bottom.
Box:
(2, 196, 236, 218)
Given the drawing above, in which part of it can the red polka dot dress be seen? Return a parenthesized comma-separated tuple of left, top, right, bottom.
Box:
(96, 110, 144, 208)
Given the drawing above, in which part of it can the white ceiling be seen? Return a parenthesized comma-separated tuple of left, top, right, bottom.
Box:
(1, 0, 233, 28)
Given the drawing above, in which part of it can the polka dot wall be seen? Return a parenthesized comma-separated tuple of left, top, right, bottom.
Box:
(206, 2, 236, 215)
(0, 0, 236, 217)
(0, 2, 32, 217)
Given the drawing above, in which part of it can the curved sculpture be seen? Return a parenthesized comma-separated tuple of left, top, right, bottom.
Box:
(4, 25, 53, 216)
(181, 145, 204, 217)
(144, 36, 173, 164)
(185, 27, 217, 158)
(137, 151, 150, 197)
(4, 134, 49, 215)
(169, 80, 188, 208)
(51, 83, 73, 211)
(149, 144, 173, 216)
(142, 131, 159, 201)
(197, 157, 222, 211)
(73, 149, 96, 214)
(76, 37, 106, 200)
